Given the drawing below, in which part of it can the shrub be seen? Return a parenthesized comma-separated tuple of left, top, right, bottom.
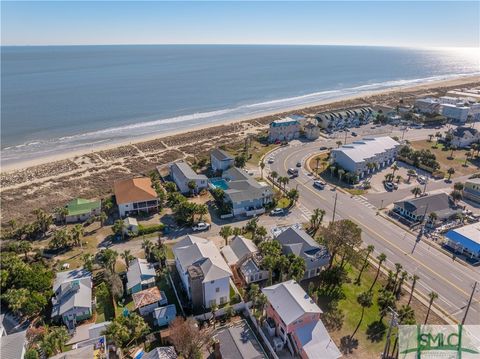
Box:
(138, 224, 164, 235)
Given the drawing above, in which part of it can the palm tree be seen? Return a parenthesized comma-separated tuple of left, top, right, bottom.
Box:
(50, 228, 70, 249)
(99, 211, 108, 227)
(71, 224, 84, 248)
(407, 274, 419, 306)
(54, 207, 68, 225)
(393, 263, 403, 289)
(195, 204, 208, 221)
(254, 226, 268, 244)
(263, 255, 277, 285)
(377, 289, 396, 320)
(449, 145, 457, 159)
(428, 212, 438, 225)
(370, 253, 386, 292)
(411, 186, 422, 198)
(395, 271, 408, 299)
(287, 188, 299, 204)
(336, 140, 343, 148)
(396, 175, 402, 183)
(450, 190, 463, 204)
(464, 151, 472, 166)
(112, 219, 127, 240)
(447, 167, 455, 181)
(260, 161, 265, 179)
(121, 250, 132, 270)
(351, 291, 373, 342)
(270, 171, 278, 186)
(283, 177, 290, 191)
(17, 240, 32, 260)
(355, 245, 374, 285)
(219, 225, 232, 246)
(142, 239, 153, 259)
(337, 169, 345, 182)
(98, 249, 118, 272)
(424, 291, 438, 324)
(391, 163, 399, 177)
(276, 256, 290, 282)
(309, 208, 326, 233)
(232, 227, 242, 236)
(406, 169, 416, 183)
(187, 180, 197, 196)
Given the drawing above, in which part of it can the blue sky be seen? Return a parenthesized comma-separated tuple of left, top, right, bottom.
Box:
(1, 1, 479, 47)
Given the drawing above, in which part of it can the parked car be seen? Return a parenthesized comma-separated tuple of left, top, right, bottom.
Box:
(270, 208, 284, 216)
(288, 168, 299, 176)
(267, 157, 274, 164)
(192, 222, 211, 232)
(296, 162, 302, 167)
(313, 180, 326, 189)
(351, 131, 357, 137)
(417, 175, 427, 184)
(384, 182, 394, 191)
(319, 146, 328, 150)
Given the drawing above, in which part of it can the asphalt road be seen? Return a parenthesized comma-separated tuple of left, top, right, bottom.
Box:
(267, 125, 480, 324)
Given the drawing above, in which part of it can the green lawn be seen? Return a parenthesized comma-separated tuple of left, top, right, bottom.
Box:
(165, 243, 174, 260)
(158, 276, 181, 313)
(96, 294, 115, 323)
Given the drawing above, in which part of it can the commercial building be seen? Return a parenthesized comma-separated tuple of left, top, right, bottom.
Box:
(114, 177, 158, 217)
(414, 98, 441, 115)
(210, 148, 234, 172)
(268, 117, 301, 142)
(330, 136, 400, 179)
(262, 280, 341, 359)
(170, 161, 208, 194)
(304, 122, 320, 140)
(221, 235, 269, 285)
(441, 104, 470, 123)
(463, 178, 480, 204)
(221, 167, 273, 217)
(393, 193, 461, 225)
(444, 223, 480, 260)
(173, 235, 232, 309)
(51, 269, 92, 331)
(276, 227, 330, 281)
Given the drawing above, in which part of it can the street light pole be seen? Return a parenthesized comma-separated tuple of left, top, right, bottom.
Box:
(461, 281, 478, 325)
(382, 307, 398, 359)
(331, 193, 338, 223)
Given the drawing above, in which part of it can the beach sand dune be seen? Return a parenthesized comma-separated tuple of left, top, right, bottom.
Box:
(1, 76, 479, 224)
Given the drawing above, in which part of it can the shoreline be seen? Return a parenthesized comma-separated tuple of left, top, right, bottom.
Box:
(2, 73, 480, 173)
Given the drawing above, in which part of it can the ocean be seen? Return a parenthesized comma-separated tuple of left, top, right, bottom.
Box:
(1, 45, 479, 166)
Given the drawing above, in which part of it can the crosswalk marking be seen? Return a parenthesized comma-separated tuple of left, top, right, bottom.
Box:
(352, 195, 376, 209)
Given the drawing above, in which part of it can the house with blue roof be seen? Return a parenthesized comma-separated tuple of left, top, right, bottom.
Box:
(153, 304, 177, 327)
(444, 223, 480, 260)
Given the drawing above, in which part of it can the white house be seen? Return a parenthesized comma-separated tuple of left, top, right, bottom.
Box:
(441, 104, 470, 123)
(173, 235, 232, 309)
(51, 269, 92, 331)
(449, 127, 480, 148)
(170, 161, 208, 194)
(330, 136, 400, 179)
(123, 217, 139, 235)
(414, 98, 441, 115)
(114, 177, 159, 217)
(222, 167, 273, 217)
(0, 330, 27, 359)
(210, 148, 234, 172)
(469, 103, 480, 121)
(268, 117, 301, 142)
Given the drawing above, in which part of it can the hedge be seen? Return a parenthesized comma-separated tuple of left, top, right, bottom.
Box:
(138, 224, 164, 235)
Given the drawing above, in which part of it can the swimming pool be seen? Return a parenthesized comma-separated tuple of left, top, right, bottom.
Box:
(209, 178, 229, 190)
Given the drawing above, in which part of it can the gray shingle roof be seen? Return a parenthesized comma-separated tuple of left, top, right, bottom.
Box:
(394, 192, 460, 218)
(262, 280, 321, 326)
(49, 345, 94, 359)
(222, 168, 273, 203)
(211, 148, 234, 161)
(214, 320, 267, 359)
(52, 269, 92, 317)
(143, 346, 178, 359)
(221, 236, 258, 266)
(170, 161, 207, 181)
(126, 259, 156, 290)
(0, 330, 26, 359)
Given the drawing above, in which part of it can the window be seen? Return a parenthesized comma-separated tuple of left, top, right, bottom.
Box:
(216, 287, 220, 293)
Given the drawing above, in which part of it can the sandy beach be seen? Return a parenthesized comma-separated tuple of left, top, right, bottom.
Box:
(1, 74, 479, 224)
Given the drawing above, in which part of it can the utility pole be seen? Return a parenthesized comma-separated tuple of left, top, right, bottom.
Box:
(382, 307, 398, 359)
(423, 178, 428, 195)
(462, 281, 478, 325)
(331, 193, 338, 223)
(344, 130, 348, 144)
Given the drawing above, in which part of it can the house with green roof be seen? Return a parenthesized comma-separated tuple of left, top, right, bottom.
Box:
(65, 198, 102, 223)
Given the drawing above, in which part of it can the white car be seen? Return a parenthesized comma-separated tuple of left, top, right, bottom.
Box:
(417, 175, 427, 184)
(270, 208, 284, 216)
(268, 157, 274, 164)
(313, 180, 326, 189)
(192, 222, 211, 232)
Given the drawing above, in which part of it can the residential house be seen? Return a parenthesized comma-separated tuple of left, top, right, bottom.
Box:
(221, 235, 269, 284)
(153, 305, 177, 327)
(114, 177, 158, 217)
(51, 269, 92, 331)
(63, 198, 101, 223)
(173, 235, 232, 309)
(142, 346, 178, 359)
(414, 98, 441, 115)
(126, 259, 157, 294)
(221, 167, 273, 216)
(262, 280, 341, 359)
(330, 136, 400, 179)
(444, 223, 480, 260)
(463, 178, 480, 204)
(213, 320, 267, 359)
(132, 287, 168, 316)
(315, 107, 373, 129)
(0, 329, 27, 359)
(441, 104, 470, 123)
(276, 227, 330, 280)
(304, 122, 320, 140)
(50, 345, 94, 359)
(170, 161, 208, 194)
(448, 127, 480, 148)
(123, 217, 139, 235)
(469, 103, 480, 121)
(211, 148, 235, 172)
(268, 117, 301, 142)
(393, 192, 462, 225)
